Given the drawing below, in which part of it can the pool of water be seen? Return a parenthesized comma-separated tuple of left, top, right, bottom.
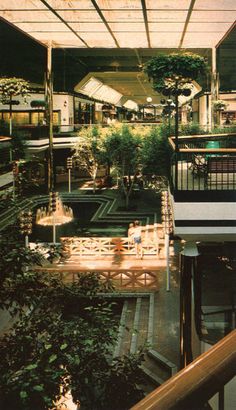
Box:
(32, 201, 128, 243)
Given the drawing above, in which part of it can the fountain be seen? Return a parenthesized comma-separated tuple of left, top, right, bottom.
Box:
(36, 192, 73, 226)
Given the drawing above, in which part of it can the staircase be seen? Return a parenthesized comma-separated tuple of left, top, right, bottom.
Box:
(112, 293, 177, 393)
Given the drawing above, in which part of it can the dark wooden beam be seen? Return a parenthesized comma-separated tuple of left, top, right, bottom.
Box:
(141, 0, 151, 48)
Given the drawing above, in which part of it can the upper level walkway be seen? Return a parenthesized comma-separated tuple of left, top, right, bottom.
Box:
(170, 132, 236, 192)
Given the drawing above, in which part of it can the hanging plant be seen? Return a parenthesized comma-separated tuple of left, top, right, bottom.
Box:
(144, 52, 209, 93)
(212, 99, 228, 111)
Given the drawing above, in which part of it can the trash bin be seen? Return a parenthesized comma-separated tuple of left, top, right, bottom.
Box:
(206, 140, 220, 158)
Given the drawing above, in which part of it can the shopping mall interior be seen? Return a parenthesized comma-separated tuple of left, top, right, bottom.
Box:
(0, 1, 236, 410)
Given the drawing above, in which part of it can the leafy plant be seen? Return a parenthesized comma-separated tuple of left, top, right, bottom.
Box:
(103, 123, 144, 209)
(212, 99, 228, 111)
(144, 52, 208, 93)
(73, 125, 105, 193)
(0, 236, 145, 410)
(0, 77, 30, 135)
(141, 126, 172, 178)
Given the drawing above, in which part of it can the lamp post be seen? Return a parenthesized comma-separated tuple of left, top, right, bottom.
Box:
(161, 82, 191, 189)
(66, 157, 73, 193)
(19, 210, 33, 248)
(161, 190, 173, 291)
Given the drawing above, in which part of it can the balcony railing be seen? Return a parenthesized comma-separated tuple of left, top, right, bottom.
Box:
(169, 133, 236, 191)
(131, 329, 236, 410)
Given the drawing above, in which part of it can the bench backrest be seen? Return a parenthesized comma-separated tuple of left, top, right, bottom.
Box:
(207, 156, 236, 173)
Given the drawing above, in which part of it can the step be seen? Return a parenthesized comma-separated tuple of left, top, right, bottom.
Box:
(141, 365, 165, 386)
(147, 349, 177, 376)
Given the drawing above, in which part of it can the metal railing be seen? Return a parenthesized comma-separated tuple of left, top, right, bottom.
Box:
(131, 329, 236, 410)
(169, 133, 236, 191)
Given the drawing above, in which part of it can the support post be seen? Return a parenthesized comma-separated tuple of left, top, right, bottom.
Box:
(180, 242, 199, 369)
(45, 43, 54, 192)
(52, 212, 56, 244)
(165, 233, 170, 291)
(68, 168, 71, 193)
(174, 82, 179, 190)
(25, 235, 29, 248)
(12, 175, 15, 200)
(211, 47, 219, 129)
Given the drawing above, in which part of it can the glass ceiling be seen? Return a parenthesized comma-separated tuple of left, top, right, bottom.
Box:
(0, 0, 235, 49)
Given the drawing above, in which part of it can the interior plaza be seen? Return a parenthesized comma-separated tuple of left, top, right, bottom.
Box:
(0, 1, 236, 410)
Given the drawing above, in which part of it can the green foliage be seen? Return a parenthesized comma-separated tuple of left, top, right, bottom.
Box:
(10, 131, 27, 160)
(104, 123, 141, 173)
(179, 122, 207, 136)
(212, 99, 228, 111)
(103, 123, 143, 208)
(0, 77, 30, 100)
(141, 126, 172, 178)
(74, 125, 104, 173)
(73, 125, 106, 191)
(0, 236, 145, 410)
(144, 52, 208, 88)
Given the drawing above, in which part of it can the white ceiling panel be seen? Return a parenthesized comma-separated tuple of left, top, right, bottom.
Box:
(146, 0, 191, 9)
(56, 10, 101, 21)
(47, 0, 94, 9)
(0, 0, 47, 10)
(69, 22, 107, 32)
(182, 32, 223, 48)
(108, 22, 146, 32)
(195, 0, 236, 10)
(147, 10, 188, 21)
(96, 0, 141, 9)
(16, 22, 71, 32)
(114, 32, 148, 48)
(0, 10, 58, 22)
(149, 22, 185, 32)
(150, 32, 182, 48)
(191, 10, 235, 22)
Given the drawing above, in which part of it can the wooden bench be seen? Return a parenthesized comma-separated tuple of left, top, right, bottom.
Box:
(205, 156, 236, 188)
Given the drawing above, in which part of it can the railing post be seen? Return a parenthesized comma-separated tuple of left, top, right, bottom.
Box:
(219, 387, 224, 410)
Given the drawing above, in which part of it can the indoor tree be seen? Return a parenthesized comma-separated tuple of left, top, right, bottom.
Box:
(103, 124, 143, 209)
(73, 125, 105, 193)
(141, 126, 172, 180)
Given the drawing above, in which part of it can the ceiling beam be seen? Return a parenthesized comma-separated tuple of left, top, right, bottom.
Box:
(178, 0, 196, 48)
(141, 0, 151, 48)
(91, 0, 120, 48)
(40, 0, 90, 47)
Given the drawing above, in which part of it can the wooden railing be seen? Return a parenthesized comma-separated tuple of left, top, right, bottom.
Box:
(131, 329, 236, 410)
(60, 234, 161, 258)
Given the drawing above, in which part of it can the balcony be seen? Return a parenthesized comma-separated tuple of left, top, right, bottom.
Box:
(169, 133, 236, 242)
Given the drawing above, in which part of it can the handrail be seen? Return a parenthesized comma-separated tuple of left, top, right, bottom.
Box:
(130, 329, 236, 410)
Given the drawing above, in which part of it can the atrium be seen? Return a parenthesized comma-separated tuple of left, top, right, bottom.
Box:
(0, 1, 236, 410)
